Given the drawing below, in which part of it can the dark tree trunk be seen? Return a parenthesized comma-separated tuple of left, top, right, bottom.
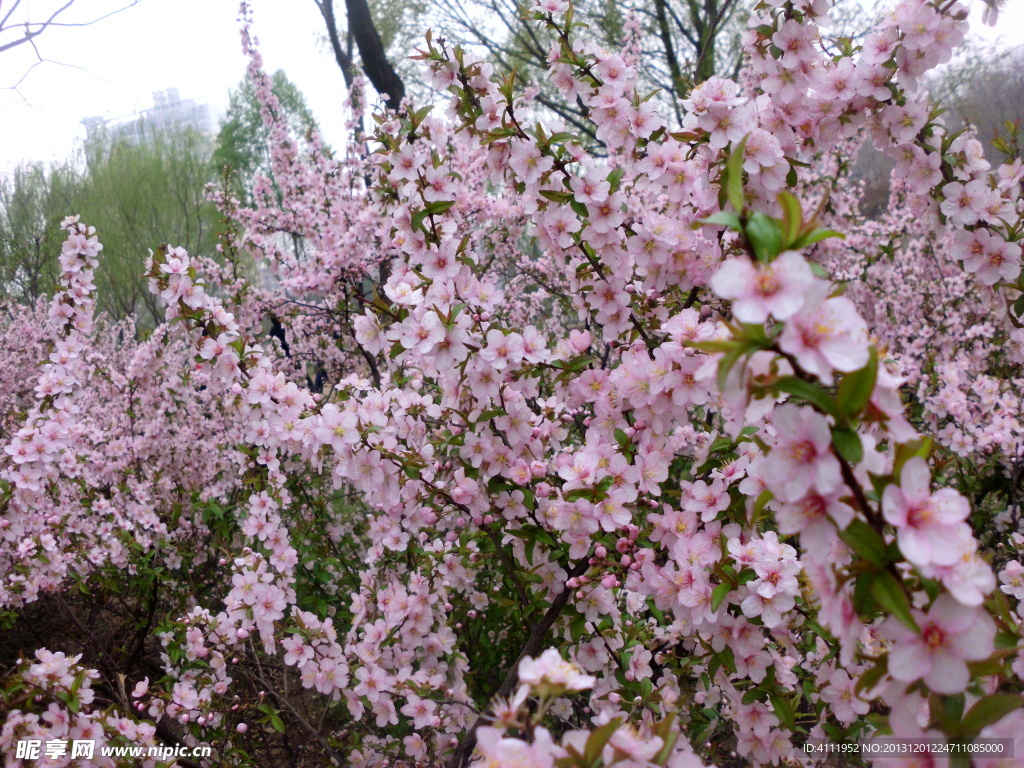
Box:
(344, 0, 406, 111)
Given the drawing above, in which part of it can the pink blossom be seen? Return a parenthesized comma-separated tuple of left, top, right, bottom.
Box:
(882, 457, 972, 566)
(761, 405, 841, 502)
(518, 649, 596, 696)
(710, 251, 815, 323)
(778, 283, 869, 385)
(882, 595, 996, 694)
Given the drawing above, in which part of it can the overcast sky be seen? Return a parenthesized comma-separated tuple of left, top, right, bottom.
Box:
(0, 0, 353, 170)
(1, 0, 1022, 172)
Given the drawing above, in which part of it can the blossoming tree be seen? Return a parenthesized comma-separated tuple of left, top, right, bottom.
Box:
(2, 0, 1024, 766)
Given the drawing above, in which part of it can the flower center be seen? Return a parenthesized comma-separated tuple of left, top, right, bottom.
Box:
(788, 440, 816, 462)
(755, 272, 781, 297)
(906, 501, 934, 528)
(922, 623, 946, 650)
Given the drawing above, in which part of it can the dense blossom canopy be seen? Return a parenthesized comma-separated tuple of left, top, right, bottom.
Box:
(2, 0, 1024, 766)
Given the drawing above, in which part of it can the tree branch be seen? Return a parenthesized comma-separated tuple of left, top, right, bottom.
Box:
(446, 557, 591, 768)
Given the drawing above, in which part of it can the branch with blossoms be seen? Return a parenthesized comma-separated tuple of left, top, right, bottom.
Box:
(6, 0, 1024, 765)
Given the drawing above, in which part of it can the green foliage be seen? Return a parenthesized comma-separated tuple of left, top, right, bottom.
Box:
(82, 129, 220, 325)
(0, 128, 220, 326)
(0, 160, 83, 303)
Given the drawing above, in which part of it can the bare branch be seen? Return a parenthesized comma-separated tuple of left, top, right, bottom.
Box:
(0, 1, 143, 55)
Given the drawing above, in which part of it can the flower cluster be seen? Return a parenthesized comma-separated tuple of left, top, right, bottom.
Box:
(2, 0, 1024, 766)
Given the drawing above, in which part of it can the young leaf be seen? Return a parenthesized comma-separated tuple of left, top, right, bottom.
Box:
(745, 212, 785, 263)
(832, 427, 864, 465)
(869, 570, 919, 632)
(839, 520, 889, 567)
(778, 191, 803, 246)
(958, 693, 1022, 738)
(836, 348, 878, 418)
(711, 582, 732, 612)
(726, 136, 748, 212)
(699, 211, 743, 232)
(769, 691, 797, 732)
(776, 376, 839, 417)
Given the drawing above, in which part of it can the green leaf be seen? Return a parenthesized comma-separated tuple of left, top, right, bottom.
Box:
(570, 612, 586, 644)
(995, 631, 1019, 649)
(769, 691, 797, 732)
(539, 189, 574, 203)
(958, 693, 1022, 738)
(745, 212, 785, 263)
(776, 376, 838, 417)
(269, 714, 286, 733)
(425, 199, 455, 216)
(794, 227, 845, 249)
(944, 693, 966, 723)
(869, 570, 919, 632)
(719, 646, 737, 675)
(777, 191, 803, 246)
(836, 348, 878, 418)
(750, 489, 773, 530)
(717, 345, 747, 392)
(607, 167, 625, 192)
(711, 582, 732, 612)
(411, 208, 430, 232)
(742, 687, 764, 705)
(689, 339, 742, 354)
(699, 211, 743, 231)
(1012, 293, 1024, 319)
(584, 717, 623, 763)
(855, 658, 888, 695)
(893, 437, 933, 478)
(652, 717, 680, 766)
(832, 427, 863, 465)
(726, 136, 748, 212)
(840, 520, 889, 567)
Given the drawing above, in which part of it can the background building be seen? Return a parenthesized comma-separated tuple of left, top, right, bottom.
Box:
(82, 89, 220, 147)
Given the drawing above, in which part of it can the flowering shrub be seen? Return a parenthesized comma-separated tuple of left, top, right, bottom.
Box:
(2, 0, 1024, 766)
